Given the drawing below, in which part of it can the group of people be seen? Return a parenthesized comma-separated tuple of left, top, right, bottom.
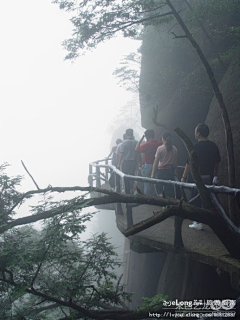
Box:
(108, 124, 221, 230)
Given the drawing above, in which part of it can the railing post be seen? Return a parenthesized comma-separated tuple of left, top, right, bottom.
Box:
(126, 205, 133, 228)
(105, 158, 109, 181)
(174, 217, 184, 249)
(174, 183, 186, 249)
(96, 165, 101, 189)
(115, 173, 120, 193)
(123, 176, 129, 194)
(174, 181, 177, 199)
(89, 164, 93, 187)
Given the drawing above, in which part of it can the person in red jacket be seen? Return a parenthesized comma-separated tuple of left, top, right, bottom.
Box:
(136, 129, 161, 195)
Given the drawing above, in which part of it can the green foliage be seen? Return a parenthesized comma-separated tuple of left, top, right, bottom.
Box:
(187, 0, 240, 58)
(190, 0, 240, 19)
(135, 294, 168, 315)
(108, 97, 142, 135)
(53, 0, 240, 105)
(0, 166, 131, 319)
(211, 46, 240, 67)
(113, 51, 141, 92)
(0, 163, 23, 224)
(53, 0, 171, 59)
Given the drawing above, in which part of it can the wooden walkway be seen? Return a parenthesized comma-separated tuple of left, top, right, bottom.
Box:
(89, 159, 240, 292)
(112, 202, 240, 292)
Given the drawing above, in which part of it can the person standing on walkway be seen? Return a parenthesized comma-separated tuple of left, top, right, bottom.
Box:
(115, 133, 127, 167)
(117, 129, 138, 194)
(107, 138, 122, 190)
(151, 131, 178, 198)
(136, 129, 161, 195)
(107, 138, 122, 166)
(181, 123, 221, 230)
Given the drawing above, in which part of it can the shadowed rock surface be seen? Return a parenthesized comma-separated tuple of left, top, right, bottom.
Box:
(121, 5, 240, 305)
(206, 51, 240, 188)
(118, 203, 240, 308)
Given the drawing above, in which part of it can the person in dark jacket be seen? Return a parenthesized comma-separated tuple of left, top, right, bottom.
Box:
(181, 123, 221, 230)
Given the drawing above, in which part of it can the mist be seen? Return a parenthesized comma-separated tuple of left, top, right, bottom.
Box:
(0, 0, 140, 190)
(0, 0, 141, 261)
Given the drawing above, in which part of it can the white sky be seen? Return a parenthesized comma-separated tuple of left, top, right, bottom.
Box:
(0, 0, 141, 192)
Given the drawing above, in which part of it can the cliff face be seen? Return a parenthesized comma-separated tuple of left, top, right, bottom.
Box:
(205, 51, 240, 187)
(123, 239, 238, 309)
(122, 51, 240, 304)
(139, 5, 239, 168)
(140, 38, 240, 184)
(123, 2, 240, 305)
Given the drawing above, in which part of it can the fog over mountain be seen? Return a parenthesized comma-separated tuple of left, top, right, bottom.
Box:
(0, 0, 140, 191)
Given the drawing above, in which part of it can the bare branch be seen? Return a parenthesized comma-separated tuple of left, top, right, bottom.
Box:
(0, 275, 164, 320)
(123, 202, 215, 237)
(21, 160, 40, 190)
(0, 192, 181, 234)
(96, 11, 174, 37)
(8, 185, 112, 214)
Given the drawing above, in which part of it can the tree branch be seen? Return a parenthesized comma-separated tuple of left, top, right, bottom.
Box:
(99, 11, 174, 36)
(2, 192, 180, 234)
(21, 160, 40, 190)
(8, 185, 112, 214)
(2, 183, 240, 258)
(123, 202, 216, 237)
(0, 275, 165, 320)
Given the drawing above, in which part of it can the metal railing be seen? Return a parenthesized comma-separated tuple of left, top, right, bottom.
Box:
(89, 158, 240, 249)
(89, 158, 240, 195)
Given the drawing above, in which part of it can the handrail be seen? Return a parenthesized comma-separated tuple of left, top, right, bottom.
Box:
(88, 157, 240, 251)
(89, 159, 240, 195)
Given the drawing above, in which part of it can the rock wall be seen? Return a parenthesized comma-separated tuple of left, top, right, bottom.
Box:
(139, 20, 240, 200)
(139, 23, 222, 165)
(122, 2, 240, 307)
(120, 53, 240, 309)
(138, 3, 239, 167)
(205, 51, 240, 187)
(122, 239, 167, 309)
(123, 239, 238, 309)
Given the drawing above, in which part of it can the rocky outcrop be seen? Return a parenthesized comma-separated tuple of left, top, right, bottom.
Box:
(157, 252, 237, 300)
(122, 239, 167, 309)
(205, 51, 240, 187)
(122, 3, 240, 307)
(139, 7, 239, 167)
(139, 22, 224, 165)
(123, 242, 238, 309)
